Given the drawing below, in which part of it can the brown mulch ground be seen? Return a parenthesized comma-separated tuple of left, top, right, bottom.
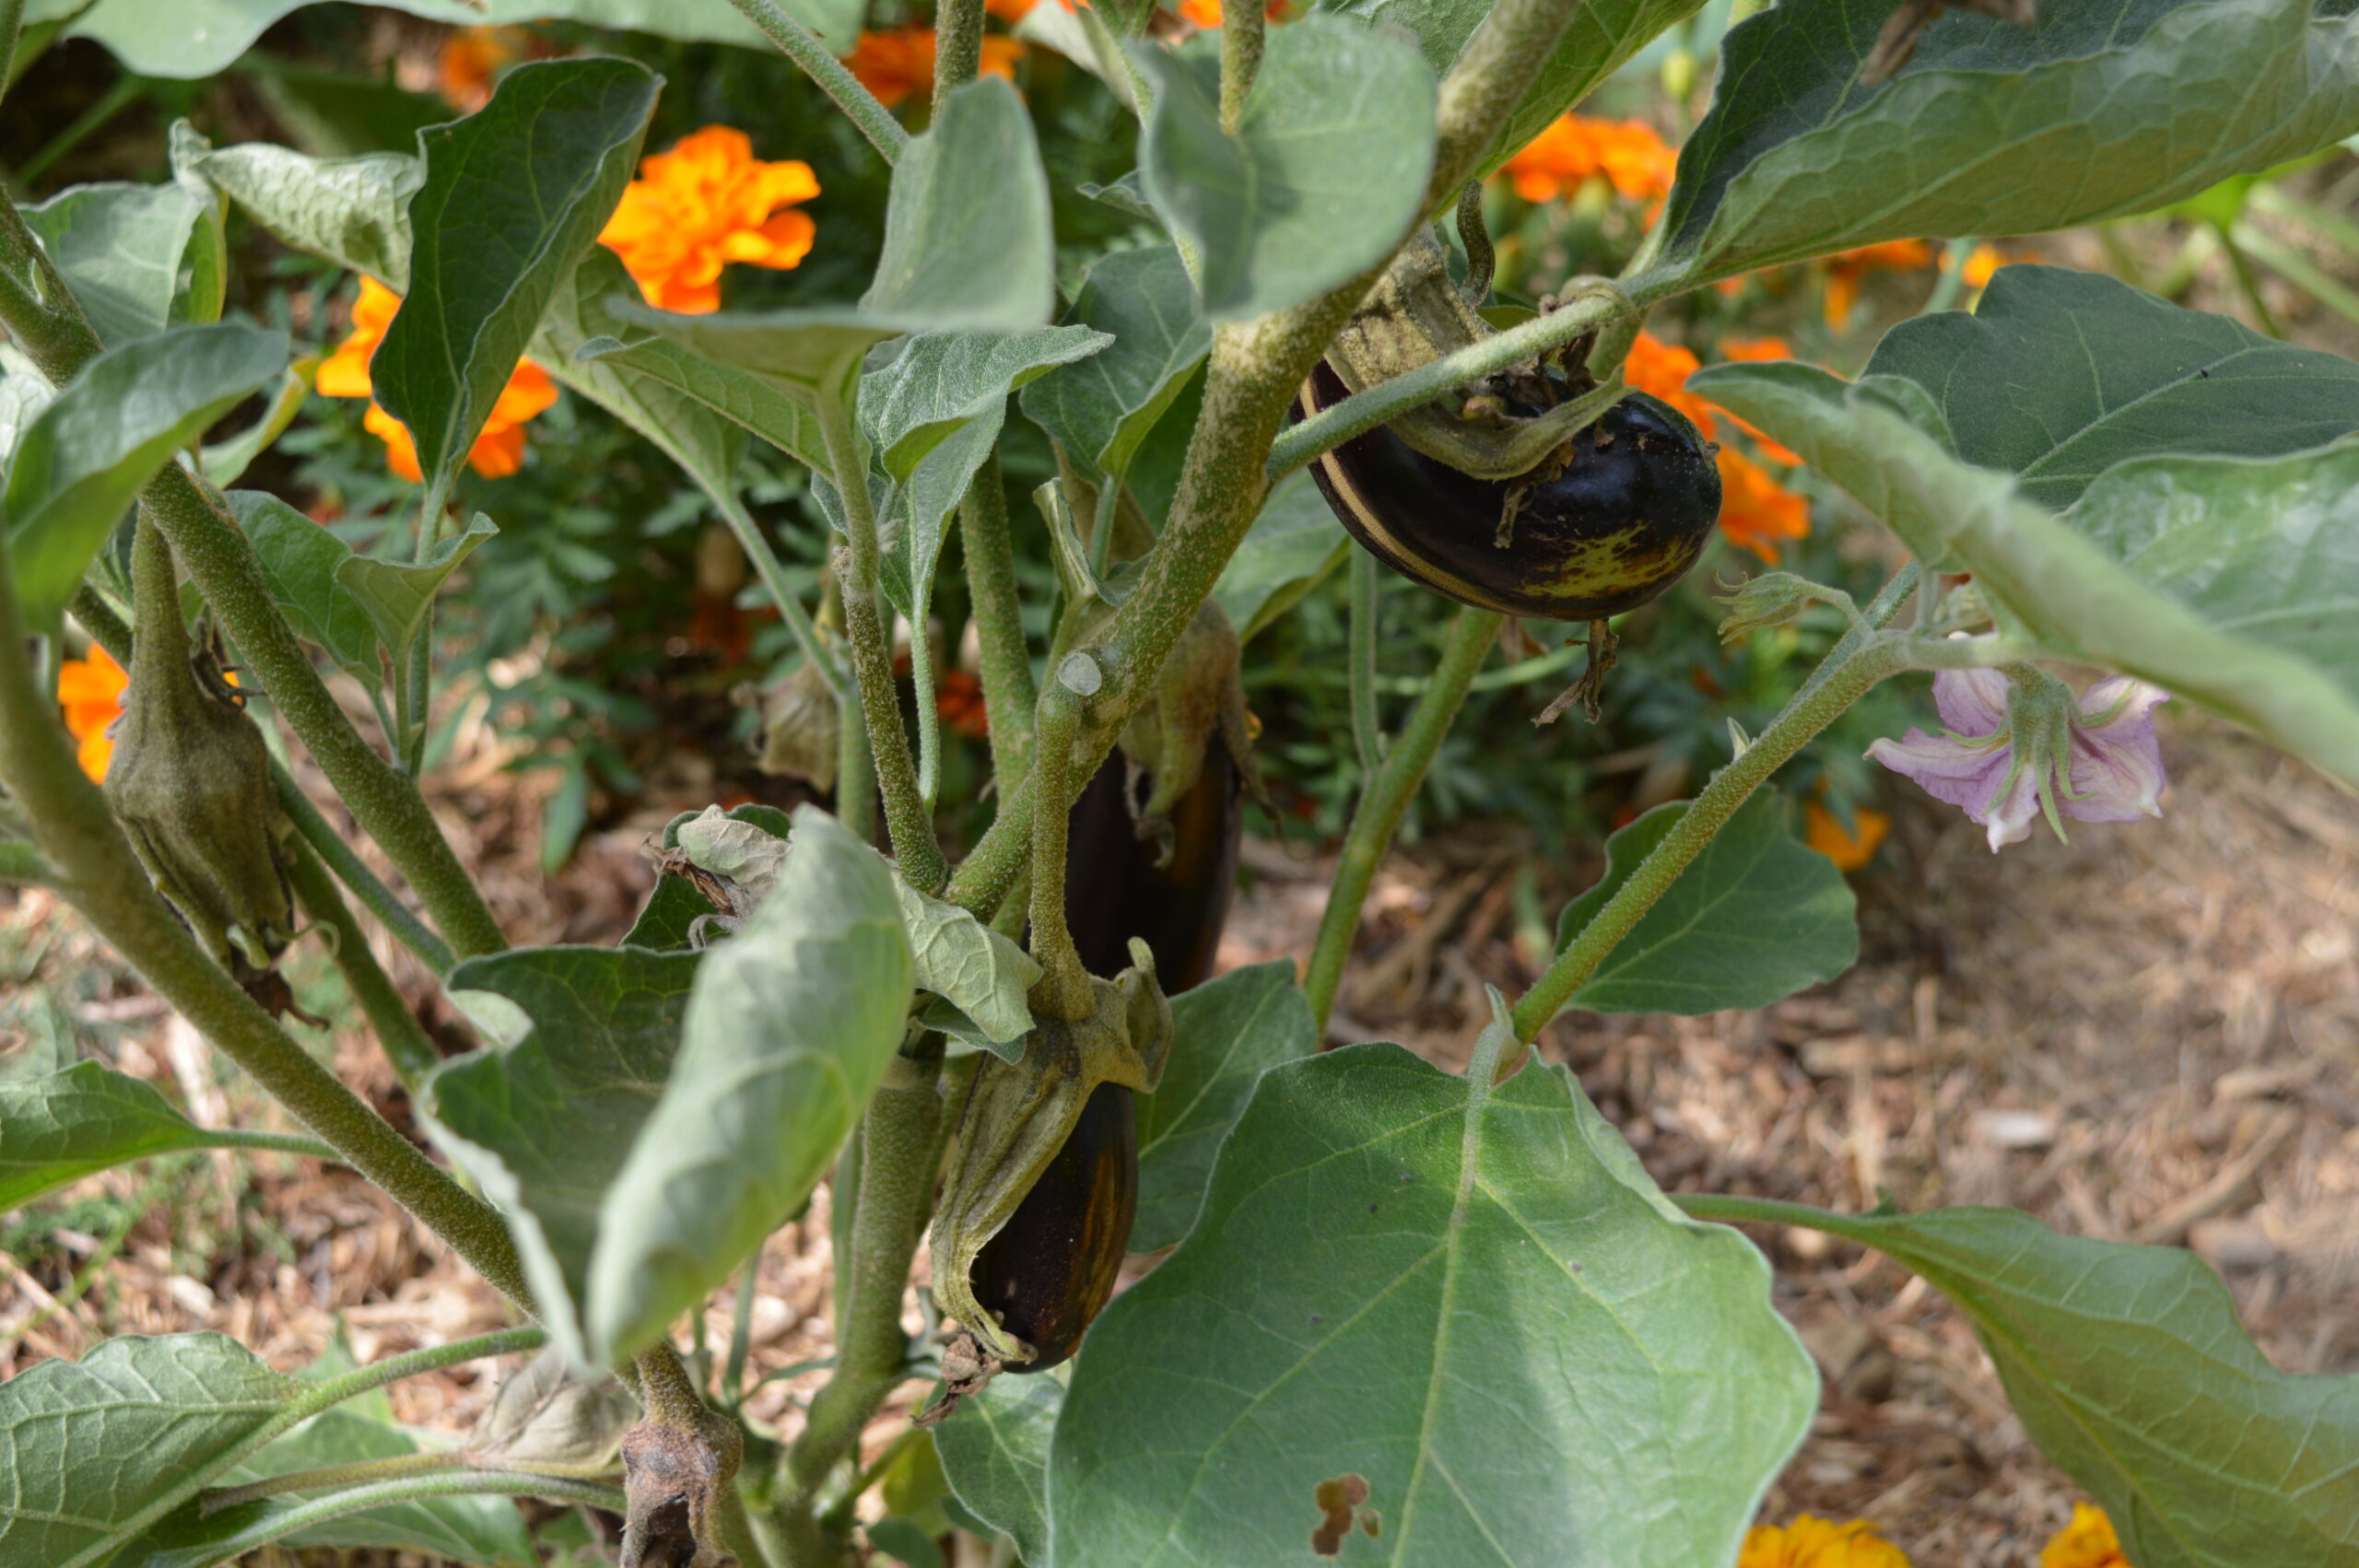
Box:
(5, 704, 2354, 1567)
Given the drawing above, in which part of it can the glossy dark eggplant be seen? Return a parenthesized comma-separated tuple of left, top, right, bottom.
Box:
(1299, 360, 1721, 623)
(967, 1081, 1138, 1373)
(1062, 740, 1242, 993)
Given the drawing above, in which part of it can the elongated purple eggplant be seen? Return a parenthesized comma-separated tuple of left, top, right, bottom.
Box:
(966, 1081, 1139, 1373)
(1062, 739, 1242, 993)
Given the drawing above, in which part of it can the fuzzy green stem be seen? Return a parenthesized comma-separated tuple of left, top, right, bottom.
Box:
(0, 0, 25, 107)
(0, 533, 534, 1306)
(1218, 0, 1266, 134)
(818, 395, 947, 891)
(1455, 180, 1495, 301)
(960, 455, 1039, 785)
(2215, 219, 2284, 339)
(773, 1047, 945, 1565)
(1509, 636, 1907, 1041)
(933, 0, 986, 118)
(0, 839, 53, 883)
(205, 1452, 464, 1511)
(712, 486, 849, 699)
(635, 1341, 711, 1426)
(1305, 606, 1499, 1033)
(283, 837, 441, 1089)
(1347, 550, 1386, 776)
(939, 0, 1589, 918)
(205, 1469, 625, 1535)
(728, 0, 910, 167)
(274, 767, 456, 976)
(724, 1243, 762, 1408)
(1025, 678, 1094, 1024)
(1672, 1191, 1872, 1235)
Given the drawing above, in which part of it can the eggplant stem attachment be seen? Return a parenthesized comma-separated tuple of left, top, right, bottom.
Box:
(1455, 180, 1494, 305)
(1534, 618, 1618, 725)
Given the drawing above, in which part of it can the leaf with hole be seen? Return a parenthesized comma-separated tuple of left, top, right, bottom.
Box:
(1050, 1042, 1816, 1565)
(4, 322, 288, 634)
(1137, 18, 1438, 321)
(370, 57, 658, 493)
(1551, 791, 1859, 1017)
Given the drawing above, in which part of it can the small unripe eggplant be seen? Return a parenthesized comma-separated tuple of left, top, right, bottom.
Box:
(1298, 359, 1721, 623)
(966, 1081, 1138, 1373)
(1063, 739, 1241, 993)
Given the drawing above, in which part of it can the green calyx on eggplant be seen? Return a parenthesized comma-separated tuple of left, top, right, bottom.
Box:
(921, 942, 1172, 1417)
(1062, 599, 1256, 993)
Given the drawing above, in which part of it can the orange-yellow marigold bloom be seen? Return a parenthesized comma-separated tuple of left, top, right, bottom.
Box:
(1621, 331, 1718, 437)
(438, 26, 529, 111)
(1178, 0, 1291, 26)
(1944, 240, 2005, 290)
(322, 276, 557, 482)
(1711, 336, 1803, 464)
(57, 646, 128, 782)
(1717, 445, 1810, 562)
(1821, 238, 1936, 328)
(1740, 1515, 1914, 1568)
(1805, 799, 1892, 871)
(1499, 114, 1678, 205)
(845, 29, 1024, 110)
(2040, 1504, 2130, 1568)
(599, 126, 825, 314)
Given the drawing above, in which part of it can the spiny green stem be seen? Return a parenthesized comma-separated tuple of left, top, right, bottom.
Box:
(817, 394, 947, 891)
(1025, 679, 1093, 1024)
(274, 768, 455, 976)
(1509, 636, 1907, 1041)
(205, 1452, 461, 1512)
(1306, 606, 1500, 1033)
(710, 485, 848, 699)
(205, 1469, 625, 1535)
(1218, 0, 1266, 133)
(773, 1047, 945, 1565)
(959, 455, 1039, 786)
(283, 837, 441, 1090)
(1347, 550, 1386, 776)
(0, 0, 25, 111)
(933, 0, 986, 117)
(0, 530, 534, 1309)
(728, 0, 909, 167)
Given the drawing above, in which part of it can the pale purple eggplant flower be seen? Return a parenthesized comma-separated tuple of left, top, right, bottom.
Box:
(1867, 665, 2169, 851)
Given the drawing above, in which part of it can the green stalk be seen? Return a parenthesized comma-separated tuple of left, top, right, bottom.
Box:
(274, 767, 456, 976)
(1025, 673, 1094, 1024)
(205, 1452, 464, 1510)
(201, 1469, 626, 1534)
(772, 1047, 945, 1565)
(283, 837, 441, 1090)
(0, 840, 53, 883)
(933, 0, 986, 117)
(727, 0, 910, 167)
(1304, 606, 1500, 1032)
(959, 455, 1039, 786)
(940, 0, 1587, 919)
(710, 485, 848, 698)
(2231, 220, 2359, 332)
(0, 0, 23, 102)
(0, 529, 534, 1309)
(1508, 635, 1906, 1041)
(1347, 550, 1386, 776)
(816, 393, 948, 892)
(0, 185, 508, 959)
(1218, 0, 1266, 133)
(2214, 220, 2284, 338)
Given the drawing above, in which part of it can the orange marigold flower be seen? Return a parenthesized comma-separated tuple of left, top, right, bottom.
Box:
(1719, 335, 1793, 362)
(1498, 114, 1677, 205)
(935, 667, 991, 739)
(1821, 237, 1935, 328)
(1805, 799, 1891, 871)
(1740, 1515, 1913, 1568)
(57, 646, 127, 782)
(1717, 445, 1810, 562)
(599, 126, 826, 314)
(987, 0, 1039, 16)
(1620, 331, 1718, 437)
(845, 29, 1024, 110)
(322, 276, 557, 482)
(438, 26, 530, 112)
(1179, 0, 1291, 26)
(2040, 1504, 2130, 1568)
(1943, 240, 2006, 290)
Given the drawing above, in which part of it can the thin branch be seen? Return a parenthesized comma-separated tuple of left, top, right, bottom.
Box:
(728, 0, 910, 167)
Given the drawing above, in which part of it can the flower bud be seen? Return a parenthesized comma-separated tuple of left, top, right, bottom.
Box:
(750, 656, 839, 793)
(1714, 570, 1823, 641)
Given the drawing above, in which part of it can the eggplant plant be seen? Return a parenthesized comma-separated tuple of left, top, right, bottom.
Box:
(3, 0, 2359, 1564)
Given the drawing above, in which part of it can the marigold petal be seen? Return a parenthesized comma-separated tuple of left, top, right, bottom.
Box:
(1713, 447, 1809, 563)
(1804, 801, 1890, 871)
(78, 728, 114, 782)
(2038, 1504, 2129, 1568)
(56, 647, 127, 708)
(364, 402, 425, 483)
(466, 420, 529, 479)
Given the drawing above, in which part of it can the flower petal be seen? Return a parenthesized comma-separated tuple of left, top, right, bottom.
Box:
(1930, 664, 2009, 737)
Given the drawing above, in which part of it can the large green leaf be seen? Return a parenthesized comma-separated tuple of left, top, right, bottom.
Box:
(1210, 469, 1349, 642)
(3, 322, 287, 633)
(861, 328, 1110, 482)
(1050, 1040, 1816, 1566)
(586, 806, 913, 1363)
(1697, 1199, 2359, 1568)
(0, 344, 54, 464)
(1132, 960, 1316, 1253)
(1660, 0, 2359, 279)
(22, 181, 217, 347)
(334, 513, 498, 675)
(171, 123, 420, 289)
(1138, 19, 1438, 322)
(48, 0, 860, 82)
(121, 1406, 535, 1568)
(422, 945, 703, 1363)
(605, 79, 1056, 420)
(1017, 243, 1207, 486)
(226, 490, 381, 685)
(933, 1370, 1062, 1567)
(0, 1061, 329, 1211)
(1861, 266, 2359, 508)
(1689, 360, 2359, 787)
(0, 1333, 297, 1568)
(370, 57, 657, 493)
(1551, 792, 1859, 1017)
(1320, 0, 1712, 175)
(895, 873, 1040, 1051)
